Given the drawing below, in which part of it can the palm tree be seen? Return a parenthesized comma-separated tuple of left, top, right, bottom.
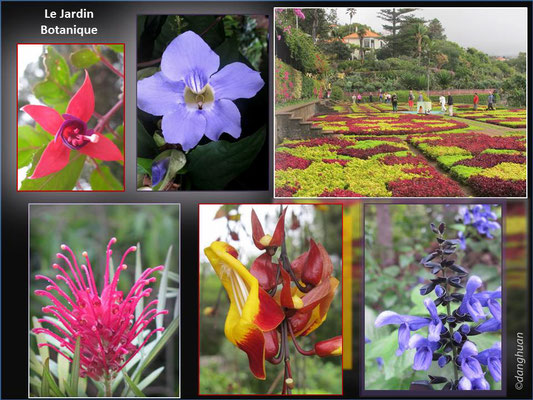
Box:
(347, 8, 357, 31)
(356, 24, 368, 63)
(412, 23, 429, 64)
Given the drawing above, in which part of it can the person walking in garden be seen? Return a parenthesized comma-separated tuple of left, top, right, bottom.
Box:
(391, 93, 398, 112)
(439, 94, 447, 112)
(418, 92, 423, 102)
(369, 93, 373, 103)
(473, 92, 479, 111)
(352, 92, 356, 104)
(378, 88, 383, 102)
(447, 91, 454, 116)
(386, 93, 391, 103)
(487, 91, 495, 110)
(357, 92, 362, 104)
(408, 90, 415, 110)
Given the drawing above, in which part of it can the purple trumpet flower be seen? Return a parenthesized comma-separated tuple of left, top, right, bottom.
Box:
(458, 275, 486, 322)
(423, 298, 443, 342)
(476, 342, 501, 382)
(408, 334, 440, 371)
(458, 376, 490, 390)
(473, 286, 501, 306)
(462, 205, 500, 239)
(476, 299, 501, 333)
(375, 311, 430, 355)
(457, 341, 484, 381)
(137, 31, 265, 151)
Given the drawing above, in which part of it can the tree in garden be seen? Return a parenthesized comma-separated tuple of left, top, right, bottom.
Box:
(427, 18, 446, 40)
(412, 23, 429, 64)
(378, 8, 417, 57)
(346, 8, 357, 27)
(204, 206, 342, 395)
(356, 24, 369, 63)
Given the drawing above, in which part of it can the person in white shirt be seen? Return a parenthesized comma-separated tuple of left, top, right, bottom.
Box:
(439, 95, 446, 112)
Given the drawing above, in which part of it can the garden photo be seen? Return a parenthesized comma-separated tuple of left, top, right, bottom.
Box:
(18, 44, 124, 191)
(364, 204, 502, 391)
(199, 204, 342, 395)
(137, 15, 268, 191)
(29, 204, 180, 397)
(274, 7, 527, 198)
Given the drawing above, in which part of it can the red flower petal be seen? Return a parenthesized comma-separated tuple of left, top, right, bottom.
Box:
(253, 288, 285, 332)
(264, 330, 279, 361)
(279, 267, 295, 309)
(30, 139, 70, 179)
(78, 133, 123, 161)
(315, 335, 342, 357)
(269, 207, 287, 247)
(66, 70, 95, 123)
(301, 239, 323, 286)
(251, 209, 266, 250)
(21, 105, 63, 135)
(235, 324, 267, 379)
(250, 253, 278, 291)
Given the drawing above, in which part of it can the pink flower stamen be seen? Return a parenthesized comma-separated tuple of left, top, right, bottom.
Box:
(33, 239, 167, 380)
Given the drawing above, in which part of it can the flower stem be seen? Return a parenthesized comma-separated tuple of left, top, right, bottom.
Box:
(94, 45, 124, 79)
(94, 99, 124, 134)
(138, 57, 162, 68)
(104, 376, 112, 397)
(443, 265, 459, 383)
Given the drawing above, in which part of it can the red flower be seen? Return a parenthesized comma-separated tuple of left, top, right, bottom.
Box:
(467, 176, 526, 197)
(21, 71, 123, 179)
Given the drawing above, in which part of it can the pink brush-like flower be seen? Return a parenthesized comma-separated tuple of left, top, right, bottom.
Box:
(21, 71, 123, 179)
(33, 238, 167, 380)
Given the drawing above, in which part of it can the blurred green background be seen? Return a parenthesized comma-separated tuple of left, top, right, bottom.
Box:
(364, 204, 501, 390)
(29, 204, 179, 396)
(199, 204, 342, 394)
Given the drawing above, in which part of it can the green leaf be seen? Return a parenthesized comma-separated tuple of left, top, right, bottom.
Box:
(57, 353, 70, 393)
(42, 358, 63, 397)
(44, 46, 71, 89)
(41, 359, 50, 397)
(132, 316, 179, 383)
(69, 336, 81, 396)
(137, 120, 158, 158)
(32, 317, 50, 364)
(137, 158, 152, 176)
(33, 80, 70, 110)
(153, 16, 181, 59)
(107, 44, 124, 53)
(90, 165, 123, 190)
(70, 70, 82, 87)
(137, 366, 164, 391)
(182, 15, 225, 50)
(18, 125, 50, 168)
(214, 36, 250, 69)
(186, 126, 265, 189)
(20, 151, 86, 191)
(70, 48, 100, 68)
(156, 246, 172, 330)
(137, 67, 159, 80)
(153, 132, 166, 147)
(153, 149, 186, 190)
(123, 370, 146, 397)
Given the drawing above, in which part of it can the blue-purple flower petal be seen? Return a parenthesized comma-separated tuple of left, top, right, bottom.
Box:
(210, 62, 264, 100)
(458, 376, 472, 390)
(137, 72, 184, 116)
(151, 157, 169, 186)
(203, 99, 242, 141)
(161, 105, 206, 150)
(160, 31, 220, 89)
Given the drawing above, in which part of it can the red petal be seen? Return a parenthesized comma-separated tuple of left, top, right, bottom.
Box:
(30, 140, 70, 179)
(279, 267, 295, 309)
(290, 250, 308, 281)
(22, 105, 63, 135)
(301, 239, 323, 286)
(299, 278, 332, 313)
(235, 326, 267, 379)
(269, 207, 287, 247)
(315, 335, 342, 357)
(66, 70, 94, 122)
(264, 330, 279, 361)
(251, 209, 266, 250)
(78, 133, 123, 161)
(253, 288, 285, 332)
(317, 242, 333, 280)
(288, 311, 311, 334)
(250, 253, 278, 291)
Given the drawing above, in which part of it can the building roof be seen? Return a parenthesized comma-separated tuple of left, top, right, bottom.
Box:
(343, 30, 382, 40)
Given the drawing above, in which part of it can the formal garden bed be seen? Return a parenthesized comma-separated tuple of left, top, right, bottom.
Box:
(276, 107, 527, 197)
(456, 109, 526, 128)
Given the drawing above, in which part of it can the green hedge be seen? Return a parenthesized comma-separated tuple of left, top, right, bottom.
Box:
(275, 58, 325, 103)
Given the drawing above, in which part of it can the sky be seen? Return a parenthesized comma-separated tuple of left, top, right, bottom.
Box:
(332, 7, 527, 57)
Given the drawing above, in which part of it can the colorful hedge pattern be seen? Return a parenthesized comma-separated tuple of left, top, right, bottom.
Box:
(275, 136, 464, 197)
(310, 113, 468, 135)
(275, 107, 527, 198)
(410, 131, 526, 197)
(457, 109, 526, 128)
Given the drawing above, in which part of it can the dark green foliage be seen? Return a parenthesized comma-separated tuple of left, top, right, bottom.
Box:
(330, 85, 344, 101)
(283, 28, 321, 74)
(502, 74, 526, 107)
